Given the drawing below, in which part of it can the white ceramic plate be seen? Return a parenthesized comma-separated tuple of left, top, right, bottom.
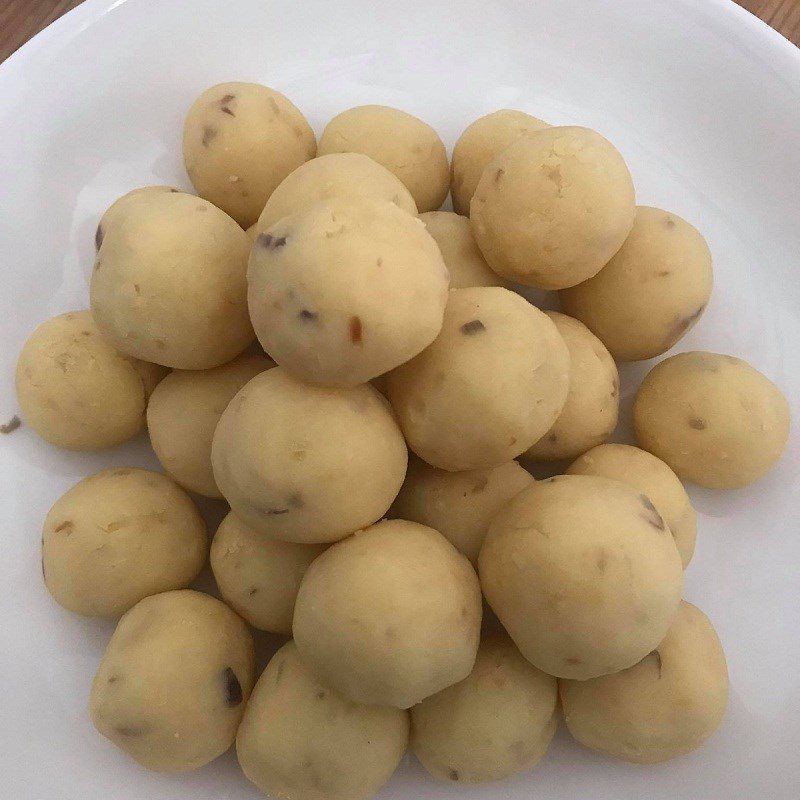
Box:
(1, 0, 798, 797)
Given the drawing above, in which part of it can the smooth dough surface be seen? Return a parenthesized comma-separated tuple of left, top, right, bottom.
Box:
(633, 351, 790, 488)
(479, 475, 683, 679)
(96, 185, 181, 250)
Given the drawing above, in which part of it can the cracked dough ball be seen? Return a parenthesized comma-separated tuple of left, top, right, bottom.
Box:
(42, 468, 207, 617)
(411, 632, 557, 783)
(560, 601, 728, 763)
(15, 311, 166, 450)
(147, 353, 274, 498)
(525, 312, 619, 461)
(211, 367, 407, 543)
(318, 105, 449, 212)
(237, 641, 409, 800)
(183, 82, 316, 227)
(470, 126, 635, 289)
(248, 196, 449, 386)
(450, 109, 549, 215)
(479, 475, 683, 679)
(567, 443, 697, 568)
(90, 189, 254, 369)
(210, 512, 326, 634)
(293, 519, 482, 708)
(633, 351, 790, 488)
(388, 287, 570, 471)
(561, 207, 713, 361)
(90, 590, 254, 773)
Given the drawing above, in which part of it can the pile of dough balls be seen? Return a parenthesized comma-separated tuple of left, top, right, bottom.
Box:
(12, 80, 791, 799)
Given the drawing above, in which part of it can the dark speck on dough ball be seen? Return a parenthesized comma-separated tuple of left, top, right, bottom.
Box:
(349, 316, 363, 345)
(1, 415, 21, 434)
(202, 126, 218, 147)
(460, 319, 486, 335)
(639, 494, 666, 531)
(223, 667, 243, 707)
(94, 223, 104, 251)
(298, 309, 318, 323)
(688, 416, 708, 430)
(449, 769, 460, 782)
(257, 233, 288, 250)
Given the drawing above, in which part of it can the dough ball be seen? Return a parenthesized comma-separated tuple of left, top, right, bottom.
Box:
(450, 109, 549, 215)
(15, 311, 167, 450)
(560, 601, 728, 763)
(420, 211, 508, 289)
(411, 632, 557, 783)
(90, 590, 254, 772)
(237, 641, 409, 800)
(183, 82, 316, 227)
(90, 189, 253, 369)
(388, 287, 570, 471)
(389, 457, 533, 564)
(147, 353, 274, 498)
(470, 126, 635, 289)
(633, 352, 790, 488)
(210, 512, 326, 634)
(525, 312, 619, 461)
(95, 185, 181, 250)
(248, 197, 449, 386)
(42, 468, 207, 617)
(255, 152, 417, 234)
(479, 475, 683, 679)
(561, 207, 713, 361)
(293, 519, 482, 708)
(211, 367, 407, 543)
(567, 444, 697, 568)
(318, 105, 449, 212)
(245, 223, 259, 242)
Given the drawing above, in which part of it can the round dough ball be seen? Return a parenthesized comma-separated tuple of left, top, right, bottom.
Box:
(42, 468, 207, 617)
(90, 189, 254, 369)
(450, 109, 549, 215)
(561, 207, 713, 361)
(318, 105, 449, 212)
(255, 152, 417, 234)
(479, 475, 683, 679)
(237, 641, 409, 800)
(470, 126, 636, 289)
(411, 632, 557, 783)
(96, 185, 181, 250)
(90, 590, 254, 772)
(388, 287, 570, 471)
(560, 601, 728, 763)
(633, 351, 790, 488)
(293, 519, 482, 708)
(211, 367, 407, 543)
(567, 444, 697, 568)
(389, 457, 533, 564)
(525, 312, 619, 461)
(210, 512, 326, 634)
(420, 211, 508, 289)
(183, 82, 316, 227)
(147, 353, 274, 498)
(15, 311, 167, 450)
(248, 197, 449, 386)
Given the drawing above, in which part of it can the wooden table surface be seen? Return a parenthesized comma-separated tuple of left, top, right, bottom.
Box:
(1, 0, 799, 64)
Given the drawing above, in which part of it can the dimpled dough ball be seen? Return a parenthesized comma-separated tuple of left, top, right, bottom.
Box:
(42, 468, 207, 617)
(90, 190, 254, 369)
(411, 632, 557, 783)
(470, 126, 636, 289)
(634, 352, 790, 488)
(560, 601, 729, 763)
(183, 82, 316, 227)
(450, 109, 549, 215)
(248, 197, 449, 386)
(318, 105, 449, 212)
(479, 475, 683, 679)
(237, 641, 409, 800)
(388, 287, 570, 471)
(147, 353, 274, 498)
(211, 367, 407, 543)
(567, 444, 697, 568)
(525, 312, 619, 461)
(210, 512, 326, 634)
(389, 457, 533, 564)
(15, 311, 166, 450)
(90, 590, 254, 772)
(293, 519, 482, 708)
(561, 207, 713, 361)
